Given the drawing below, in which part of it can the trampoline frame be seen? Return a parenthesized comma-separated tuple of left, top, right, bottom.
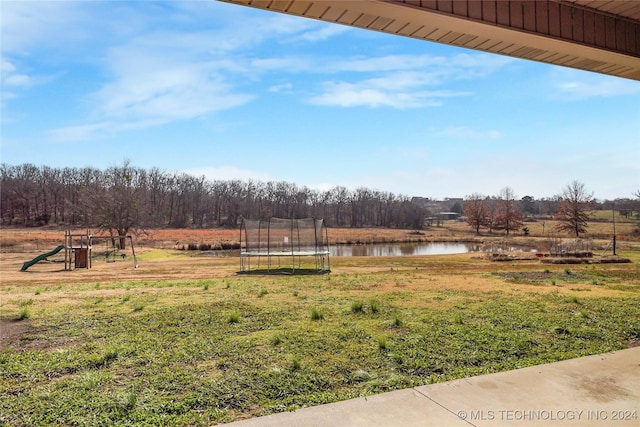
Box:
(239, 217, 330, 273)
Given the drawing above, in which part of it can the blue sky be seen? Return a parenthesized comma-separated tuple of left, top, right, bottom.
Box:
(2, 0, 639, 200)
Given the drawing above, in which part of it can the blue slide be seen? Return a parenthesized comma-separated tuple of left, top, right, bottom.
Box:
(21, 245, 65, 272)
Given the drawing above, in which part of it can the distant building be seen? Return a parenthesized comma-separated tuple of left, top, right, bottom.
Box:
(438, 212, 461, 220)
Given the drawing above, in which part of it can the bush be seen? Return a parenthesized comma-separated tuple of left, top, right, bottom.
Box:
(228, 311, 240, 324)
(351, 301, 364, 313)
(377, 336, 388, 350)
(18, 306, 31, 320)
(369, 299, 380, 314)
(310, 307, 324, 321)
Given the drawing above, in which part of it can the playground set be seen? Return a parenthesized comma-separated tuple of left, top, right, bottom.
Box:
(21, 230, 138, 272)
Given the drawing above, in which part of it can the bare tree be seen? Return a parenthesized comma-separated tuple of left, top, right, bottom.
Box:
(463, 193, 489, 234)
(494, 187, 523, 236)
(87, 161, 148, 248)
(555, 180, 593, 237)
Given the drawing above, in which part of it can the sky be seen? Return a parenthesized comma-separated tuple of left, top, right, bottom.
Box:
(1, 0, 639, 201)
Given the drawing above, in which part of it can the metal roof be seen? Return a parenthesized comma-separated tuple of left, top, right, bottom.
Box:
(220, 0, 640, 81)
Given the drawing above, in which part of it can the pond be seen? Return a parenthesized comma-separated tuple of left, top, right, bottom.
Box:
(204, 242, 534, 257)
(330, 242, 481, 257)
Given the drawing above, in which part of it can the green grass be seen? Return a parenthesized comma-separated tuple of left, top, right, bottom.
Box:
(350, 300, 364, 313)
(310, 307, 324, 321)
(17, 306, 31, 320)
(227, 311, 241, 324)
(1, 261, 639, 425)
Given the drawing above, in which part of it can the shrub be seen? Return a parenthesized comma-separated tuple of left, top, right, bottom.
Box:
(377, 336, 388, 350)
(351, 301, 364, 313)
(18, 306, 31, 320)
(369, 299, 380, 314)
(310, 307, 324, 321)
(228, 311, 240, 324)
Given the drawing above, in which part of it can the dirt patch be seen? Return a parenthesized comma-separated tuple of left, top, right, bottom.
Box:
(493, 271, 593, 283)
(0, 318, 78, 352)
(540, 256, 631, 264)
(0, 318, 30, 349)
(0, 319, 32, 350)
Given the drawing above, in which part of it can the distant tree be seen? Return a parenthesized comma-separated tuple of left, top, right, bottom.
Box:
(85, 161, 148, 248)
(463, 193, 489, 234)
(494, 187, 523, 236)
(555, 180, 593, 237)
(450, 201, 463, 214)
(520, 195, 537, 215)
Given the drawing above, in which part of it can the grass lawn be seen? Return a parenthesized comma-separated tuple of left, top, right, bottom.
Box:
(1, 234, 639, 425)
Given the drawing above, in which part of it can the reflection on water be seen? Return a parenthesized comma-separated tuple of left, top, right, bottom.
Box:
(330, 242, 482, 257)
(205, 242, 532, 257)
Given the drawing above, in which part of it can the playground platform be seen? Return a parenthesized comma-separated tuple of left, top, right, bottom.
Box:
(221, 347, 640, 426)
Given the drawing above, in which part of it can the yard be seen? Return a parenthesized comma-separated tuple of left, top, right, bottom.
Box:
(1, 225, 639, 425)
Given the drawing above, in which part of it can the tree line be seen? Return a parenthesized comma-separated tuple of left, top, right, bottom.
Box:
(463, 182, 640, 237)
(1, 162, 425, 237)
(2, 163, 638, 242)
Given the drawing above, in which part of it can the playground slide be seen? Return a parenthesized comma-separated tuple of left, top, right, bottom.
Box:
(21, 245, 65, 272)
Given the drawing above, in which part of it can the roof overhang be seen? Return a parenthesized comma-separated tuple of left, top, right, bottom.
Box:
(219, 0, 640, 81)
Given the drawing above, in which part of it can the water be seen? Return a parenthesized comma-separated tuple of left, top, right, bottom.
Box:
(204, 242, 533, 257)
(330, 242, 481, 257)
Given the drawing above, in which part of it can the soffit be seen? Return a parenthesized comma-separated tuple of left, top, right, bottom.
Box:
(219, 0, 640, 81)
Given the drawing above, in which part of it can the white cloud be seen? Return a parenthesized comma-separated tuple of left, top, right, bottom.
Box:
(268, 83, 293, 93)
(0, 1, 85, 54)
(326, 53, 513, 77)
(308, 79, 468, 109)
(295, 23, 351, 42)
(182, 166, 275, 183)
(307, 182, 337, 192)
(48, 122, 116, 142)
(94, 56, 254, 122)
(1, 59, 31, 87)
(552, 69, 640, 99)
(306, 52, 509, 109)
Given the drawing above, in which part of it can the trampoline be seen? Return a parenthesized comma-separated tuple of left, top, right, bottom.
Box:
(239, 217, 330, 273)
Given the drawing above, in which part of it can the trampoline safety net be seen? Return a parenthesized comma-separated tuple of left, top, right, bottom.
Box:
(239, 217, 330, 273)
